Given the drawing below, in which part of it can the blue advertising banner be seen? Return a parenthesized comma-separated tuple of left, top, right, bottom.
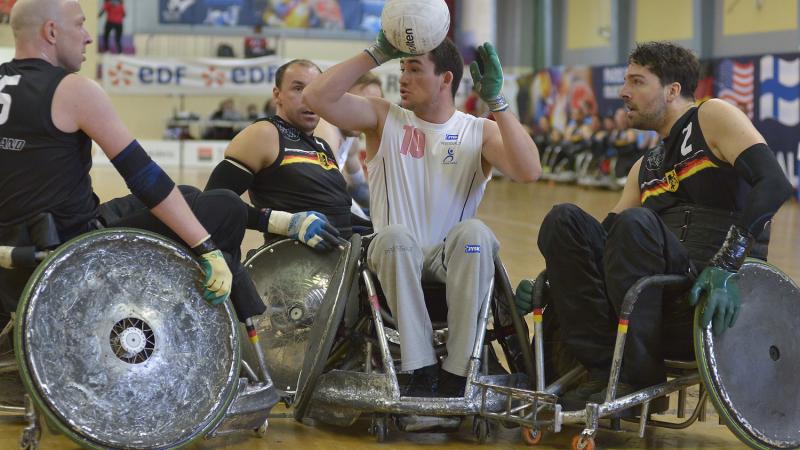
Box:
(158, 0, 383, 32)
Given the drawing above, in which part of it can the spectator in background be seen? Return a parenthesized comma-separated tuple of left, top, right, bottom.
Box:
(0, 0, 16, 23)
(244, 24, 275, 58)
(98, 0, 125, 54)
(246, 103, 260, 120)
(205, 99, 242, 140)
(263, 98, 276, 116)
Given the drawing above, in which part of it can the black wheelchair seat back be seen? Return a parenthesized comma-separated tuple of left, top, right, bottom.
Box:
(0, 212, 61, 315)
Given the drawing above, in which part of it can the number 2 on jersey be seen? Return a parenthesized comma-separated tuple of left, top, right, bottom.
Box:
(0, 75, 22, 126)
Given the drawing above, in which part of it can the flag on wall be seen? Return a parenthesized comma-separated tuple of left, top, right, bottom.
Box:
(717, 59, 755, 118)
(759, 54, 800, 127)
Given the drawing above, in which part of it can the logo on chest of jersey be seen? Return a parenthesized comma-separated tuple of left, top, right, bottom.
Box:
(664, 169, 680, 192)
(0, 137, 26, 151)
(444, 133, 459, 142)
(282, 147, 338, 170)
(645, 144, 665, 171)
(442, 147, 457, 164)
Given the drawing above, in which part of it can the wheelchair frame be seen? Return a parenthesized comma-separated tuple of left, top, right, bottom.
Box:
(293, 234, 536, 443)
(474, 270, 725, 449)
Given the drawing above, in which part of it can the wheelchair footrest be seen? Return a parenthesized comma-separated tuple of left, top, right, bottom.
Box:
(474, 381, 560, 430)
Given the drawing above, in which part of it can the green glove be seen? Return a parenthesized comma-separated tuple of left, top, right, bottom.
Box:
(514, 279, 535, 316)
(688, 266, 741, 336)
(365, 30, 413, 66)
(469, 42, 508, 112)
(192, 237, 232, 306)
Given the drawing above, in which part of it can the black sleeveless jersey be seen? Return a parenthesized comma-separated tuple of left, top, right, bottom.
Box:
(638, 105, 749, 213)
(0, 59, 98, 233)
(249, 115, 352, 233)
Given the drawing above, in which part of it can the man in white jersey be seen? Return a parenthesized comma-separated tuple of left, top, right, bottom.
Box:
(305, 35, 541, 397)
(315, 71, 384, 215)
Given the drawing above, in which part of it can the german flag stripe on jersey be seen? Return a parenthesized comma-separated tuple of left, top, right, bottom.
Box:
(281, 154, 339, 171)
(640, 155, 718, 204)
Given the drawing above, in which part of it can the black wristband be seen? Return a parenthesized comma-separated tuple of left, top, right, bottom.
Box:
(191, 238, 218, 256)
(709, 225, 753, 272)
(601, 212, 618, 233)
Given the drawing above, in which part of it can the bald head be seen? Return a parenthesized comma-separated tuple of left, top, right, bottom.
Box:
(10, 0, 67, 41)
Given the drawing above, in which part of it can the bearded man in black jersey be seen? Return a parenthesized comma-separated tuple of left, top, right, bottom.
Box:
(515, 42, 793, 412)
(204, 59, 353, 249)
(0, 0, 264, 322)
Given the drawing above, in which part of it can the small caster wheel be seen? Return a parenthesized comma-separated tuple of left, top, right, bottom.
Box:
(522, 426, 542, 445)
(371, 417, 388, 443)
(571, 434, 595, 450)
(474, 418, 490, 444)
(19, 428, 39, 450)
(255, 419, 268, 438)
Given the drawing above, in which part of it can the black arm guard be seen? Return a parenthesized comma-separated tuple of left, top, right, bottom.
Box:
(204, 158, 254, 195)
(111, 140, 176, 209)
(733, 143, 794, 237)
(709, 224, 753, 272)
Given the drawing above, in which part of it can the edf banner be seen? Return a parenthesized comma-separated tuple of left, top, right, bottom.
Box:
(101, 54, 285, 95)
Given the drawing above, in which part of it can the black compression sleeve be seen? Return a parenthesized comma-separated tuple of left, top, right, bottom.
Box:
(733, 143, 794, 236)
(204, 158, 254, 195)
(111, 140, 175, 208)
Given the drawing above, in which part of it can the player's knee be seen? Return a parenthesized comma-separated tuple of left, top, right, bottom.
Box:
(609, 208, 659, 239)
(448, 219, 497, 249)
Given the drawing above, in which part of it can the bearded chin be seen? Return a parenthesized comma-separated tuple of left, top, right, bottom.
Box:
(633, 102, 666, 130)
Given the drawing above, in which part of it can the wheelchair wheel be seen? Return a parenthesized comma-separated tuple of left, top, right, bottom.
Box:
(14, 229, 240, 450)
(695, 259, 800, 450)
(242, 238, 341, 394)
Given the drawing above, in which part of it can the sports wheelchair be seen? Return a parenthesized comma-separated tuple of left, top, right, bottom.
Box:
(0, 214, 279, 450)
(475, 261, 799, 449)
(243, 233, 536, 443)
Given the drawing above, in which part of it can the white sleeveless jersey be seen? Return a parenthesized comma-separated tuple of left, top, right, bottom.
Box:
(367, 103, 489, 246)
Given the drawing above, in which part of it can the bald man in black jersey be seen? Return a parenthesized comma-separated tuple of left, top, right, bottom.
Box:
(0, 0, 264, 322)
(516, 42, 792, 413)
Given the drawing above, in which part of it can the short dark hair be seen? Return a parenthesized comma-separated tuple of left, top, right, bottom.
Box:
(353, 71, 382, 92)
(275, 59, 321, 89)
(628, 42, 699, 100)
(427, 38, 463, 99)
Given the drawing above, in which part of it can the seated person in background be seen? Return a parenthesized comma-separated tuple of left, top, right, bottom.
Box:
(204, 59, 351, 249)
(246, 103, 260, 120)
(204, 98, 242, 140)
(0, 0, 264, 322)
(515, 41, 793, 412)
(304, 36, 540, 397)
(314, 71, 384, 213)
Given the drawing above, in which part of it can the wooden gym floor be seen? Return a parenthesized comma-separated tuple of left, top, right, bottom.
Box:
(2, 167, 797, 449)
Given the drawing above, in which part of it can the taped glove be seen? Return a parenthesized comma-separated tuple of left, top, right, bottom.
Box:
(365, 30, 413, 66)
(688, 225, 751, 336)
(268, 210, 344, 251)
(191, 236, 232, 306)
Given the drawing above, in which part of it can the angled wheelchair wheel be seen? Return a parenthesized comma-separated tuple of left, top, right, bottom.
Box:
(293, 235, 361, 421)
(242, 238, 341, 394)
(695, 259, 800, 450)
(14, 229, 240, 450)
